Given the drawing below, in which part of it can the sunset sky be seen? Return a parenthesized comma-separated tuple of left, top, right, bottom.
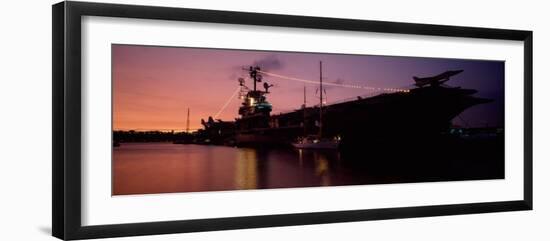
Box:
(112, 44, 504, 131)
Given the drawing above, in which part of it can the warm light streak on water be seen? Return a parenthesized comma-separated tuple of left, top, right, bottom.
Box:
(113, 142, 503, 195)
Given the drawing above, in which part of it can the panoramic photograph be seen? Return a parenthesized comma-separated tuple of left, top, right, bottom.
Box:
(112, 44, 504, 196)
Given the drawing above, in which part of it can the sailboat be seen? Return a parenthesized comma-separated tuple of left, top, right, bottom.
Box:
(292, 61, 340, 150)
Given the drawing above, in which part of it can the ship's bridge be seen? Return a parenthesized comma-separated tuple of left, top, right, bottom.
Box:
(239, 90, 272, 117)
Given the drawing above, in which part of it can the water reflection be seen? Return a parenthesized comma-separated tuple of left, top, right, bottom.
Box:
(113, 142, 502, 195)
(234, 148, 258, 190)
(314, 153, 330, 186)
(298, 149, 304, 167)
(113, 143, 347, 195)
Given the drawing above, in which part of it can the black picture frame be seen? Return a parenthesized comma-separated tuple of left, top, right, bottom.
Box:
(52, 1, 533, 240)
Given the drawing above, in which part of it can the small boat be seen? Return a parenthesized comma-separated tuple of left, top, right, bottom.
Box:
(292, 61, 339, 150)
(292, 135, 339, 149)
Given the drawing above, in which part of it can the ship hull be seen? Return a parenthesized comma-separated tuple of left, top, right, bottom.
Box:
(234, 126, 301, 146)
(292, 142, 339, 149)
(235, 86, 491, 148)
(235, 133, 281, 146)
(324, 87, 491, 145)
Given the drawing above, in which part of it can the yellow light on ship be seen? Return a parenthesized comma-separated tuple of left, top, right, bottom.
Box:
(249, 98, 255, 105)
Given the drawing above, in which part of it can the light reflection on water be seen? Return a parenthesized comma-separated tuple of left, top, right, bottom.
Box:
(113, 143, 349, 195)
(112, 141, 503, 195)
(235, 149, 257, 190)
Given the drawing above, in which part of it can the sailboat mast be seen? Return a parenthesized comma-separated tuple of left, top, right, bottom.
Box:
(319, 61, 323, 137)
(186, 107, 190, 133)
(303, 85, 306, 107)
(303, 85, 307, 135)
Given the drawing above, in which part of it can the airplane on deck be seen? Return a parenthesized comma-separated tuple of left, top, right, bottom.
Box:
(413, 70, 464, 87)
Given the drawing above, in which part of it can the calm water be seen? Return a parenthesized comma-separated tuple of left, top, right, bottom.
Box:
(113, 142, 503, 195)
